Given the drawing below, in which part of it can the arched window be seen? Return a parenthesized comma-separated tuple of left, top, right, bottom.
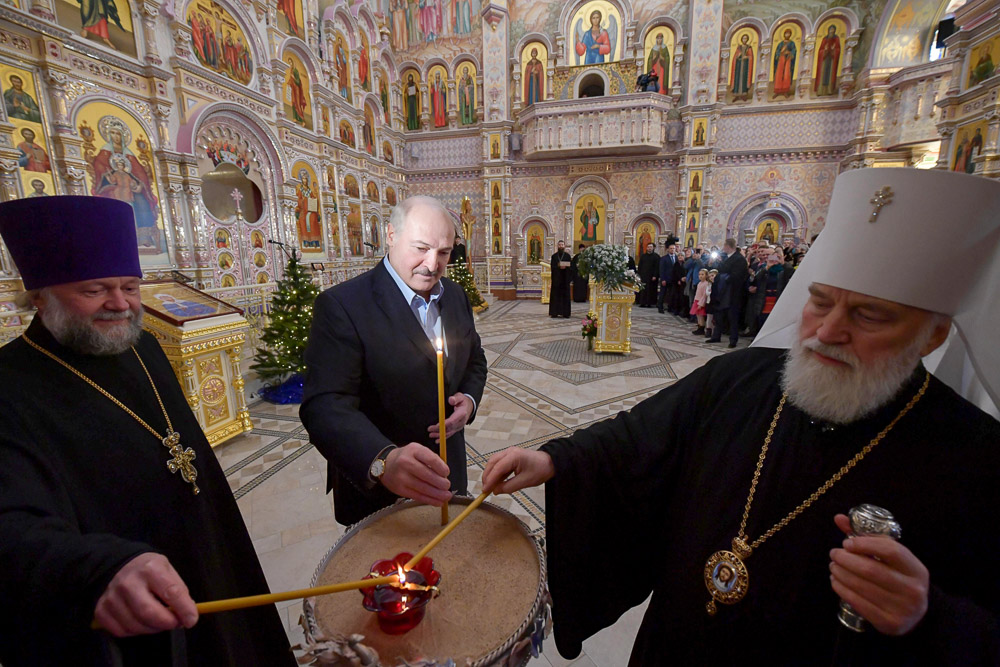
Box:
(578, 72, 605, 98)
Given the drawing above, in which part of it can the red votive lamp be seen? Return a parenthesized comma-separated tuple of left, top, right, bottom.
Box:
(361, 552, 441, 634)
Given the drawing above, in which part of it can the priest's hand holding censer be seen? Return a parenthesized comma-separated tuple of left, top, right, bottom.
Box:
(834, 504, 903, 632)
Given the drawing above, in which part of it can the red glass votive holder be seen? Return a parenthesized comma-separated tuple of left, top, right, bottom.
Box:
(361, 552, 441, 634)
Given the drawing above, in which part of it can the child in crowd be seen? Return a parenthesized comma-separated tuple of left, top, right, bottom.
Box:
(701, 269, 718, 339)
(690, 268, 709, 335)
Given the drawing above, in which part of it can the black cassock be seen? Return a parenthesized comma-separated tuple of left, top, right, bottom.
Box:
(542, 347, 1000, 664)
(549, 250, 572, 317)
(0, 319, 294, 666)
(570, 253, 588, 303)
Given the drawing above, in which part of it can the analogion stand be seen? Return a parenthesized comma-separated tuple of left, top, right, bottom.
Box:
(140, 281, 253, 447)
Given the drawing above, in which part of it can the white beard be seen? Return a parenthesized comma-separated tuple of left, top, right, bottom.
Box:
(779, 328, 934, 424)
(41, 292, 144, 356)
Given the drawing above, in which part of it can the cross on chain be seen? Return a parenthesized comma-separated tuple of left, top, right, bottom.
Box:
(230, 188, 244, 214)
(163, 431, 200, 495)
(869, 186, 894, 223)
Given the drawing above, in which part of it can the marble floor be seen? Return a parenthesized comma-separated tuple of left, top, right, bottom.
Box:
(220, 300, 743, 666)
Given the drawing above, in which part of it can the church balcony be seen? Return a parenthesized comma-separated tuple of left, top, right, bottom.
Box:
(518, 93, 674, 160)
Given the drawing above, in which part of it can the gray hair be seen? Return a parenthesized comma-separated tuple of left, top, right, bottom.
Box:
(389, 195, 459, 239)
(14, 288, 43, 310)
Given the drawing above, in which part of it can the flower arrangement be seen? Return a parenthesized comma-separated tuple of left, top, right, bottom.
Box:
(576, 244, 641, 291)
(581, 311, 598, 350)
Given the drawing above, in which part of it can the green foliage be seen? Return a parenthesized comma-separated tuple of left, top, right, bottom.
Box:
(251, 250, 320, 383)
(447, 262, 488, 311)
(575, 244, 641, 291)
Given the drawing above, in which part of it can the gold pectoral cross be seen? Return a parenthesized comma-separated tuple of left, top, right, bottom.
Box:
(163, 431, 200, 495)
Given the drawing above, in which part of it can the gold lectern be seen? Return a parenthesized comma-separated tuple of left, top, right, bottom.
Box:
(140, 281, 253, 447)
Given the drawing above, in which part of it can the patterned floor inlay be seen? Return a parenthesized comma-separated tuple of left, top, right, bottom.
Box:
(525, 337, 639, 367)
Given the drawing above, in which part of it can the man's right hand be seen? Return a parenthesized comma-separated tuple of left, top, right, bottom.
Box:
(94, 553, 198, 637)
(381, 443, 453, 506)
(483, 448, 555, 494)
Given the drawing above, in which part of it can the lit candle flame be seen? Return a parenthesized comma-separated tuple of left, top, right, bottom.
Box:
(397, 565, 407, 589)
(435, 337, 443, 352)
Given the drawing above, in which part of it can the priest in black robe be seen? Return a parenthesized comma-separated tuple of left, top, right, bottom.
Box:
(570, 244, 588, 303)
(0, 197, 293, 666)
(636, 242, 659, 307)
(484, 169, 1000, 664)
(548, 240, 571, 318)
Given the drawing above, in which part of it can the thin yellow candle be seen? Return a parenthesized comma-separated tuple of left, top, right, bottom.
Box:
(91, 574, 400, 628)
(405, 490, 490, 570)
(436, 337, 449, 525)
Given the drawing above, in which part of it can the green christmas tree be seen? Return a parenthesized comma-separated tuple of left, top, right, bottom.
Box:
(447, 262, 488, 313)
(251, 249, 320, 384)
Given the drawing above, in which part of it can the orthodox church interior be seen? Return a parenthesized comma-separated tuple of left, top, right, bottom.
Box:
(0, 0, 997, 662)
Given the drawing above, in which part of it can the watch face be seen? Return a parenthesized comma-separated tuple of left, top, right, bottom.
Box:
(370, 458, 385, 478)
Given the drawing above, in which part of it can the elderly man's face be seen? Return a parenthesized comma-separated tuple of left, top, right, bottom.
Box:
(386, 203, 454, 299)
(34, 277, 144, 355)
(798, 284, 949, 368)
(782, 283, 952, 423)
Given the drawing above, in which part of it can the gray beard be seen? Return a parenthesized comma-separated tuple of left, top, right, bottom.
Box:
(41, 296, 144, 356)
(779, 330, 932, 424)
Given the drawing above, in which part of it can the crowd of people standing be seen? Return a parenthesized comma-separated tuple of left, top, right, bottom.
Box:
(635, 237, 809, 347)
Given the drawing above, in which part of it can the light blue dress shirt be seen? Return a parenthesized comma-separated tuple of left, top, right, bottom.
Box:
(382, 257, 476, 412)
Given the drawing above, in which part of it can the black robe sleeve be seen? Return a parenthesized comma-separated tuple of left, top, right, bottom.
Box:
(540, 362, 709, 659)
(0, 399, 153, 644)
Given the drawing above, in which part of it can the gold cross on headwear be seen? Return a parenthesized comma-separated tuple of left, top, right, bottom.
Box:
(869, 186, 894, 223)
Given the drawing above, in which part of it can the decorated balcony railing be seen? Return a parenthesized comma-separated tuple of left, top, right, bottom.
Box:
(519, 93, 675, 160)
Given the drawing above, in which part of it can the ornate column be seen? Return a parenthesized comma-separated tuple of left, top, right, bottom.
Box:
(840, 32, 861, 96)
(182, 182, 211, 270)
(510, 60, 522, 113)
(756, 44, 771, 102)
(447, 79, 458, 127)
(981, 109, 1000, 178)
(0, 158, 20, 202)
(41, 67, 71, 129)
(476, 75, 485, 121)
(165, 182, 192, 267)
(945, 47, 967, 97)
(481, 1, 510, 122)
(686, 0, 724, 105)
(671, 44, 684, 105)
(545, 61, 555, 102)
(273, 60, 289, 123)
(717, 47, 730, 103)
(797, 36, 815, 99)
(28, 0, 55, 21)
(419, 82, 430, 130)
(169, 20, 194, 60)
(141, 1, 164, 67)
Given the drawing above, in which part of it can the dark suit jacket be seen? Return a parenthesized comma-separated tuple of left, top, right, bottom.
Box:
(717, 249, 749, 309)
(300, 261, 488, 525)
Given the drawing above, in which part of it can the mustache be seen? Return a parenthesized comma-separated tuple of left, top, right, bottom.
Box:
(800, 337, 858, 368)
(412, 267, 436, 277)
(92, 310, 136, 322)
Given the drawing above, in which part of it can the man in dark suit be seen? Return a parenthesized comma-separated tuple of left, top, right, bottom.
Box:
(707, 237, 749, 348)
(657, 243, 679, 314)
(301, 196, 488, 526)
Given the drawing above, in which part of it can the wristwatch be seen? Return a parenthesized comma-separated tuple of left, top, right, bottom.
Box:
(369, 446, 395, 483)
